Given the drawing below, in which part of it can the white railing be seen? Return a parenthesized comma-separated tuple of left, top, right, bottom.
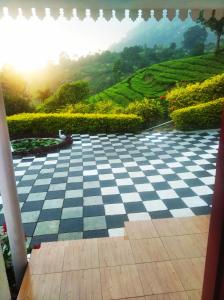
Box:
(0, 7, 223, 21)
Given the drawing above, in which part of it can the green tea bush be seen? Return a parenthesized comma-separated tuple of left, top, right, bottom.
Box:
(125, 98, 163, 127)
(38, 81, 89, 112)
(88, 54, 224, 106)
(171, 98, 224, 130)
(167, 73, 224, 113)
(7, 113, 143, 139)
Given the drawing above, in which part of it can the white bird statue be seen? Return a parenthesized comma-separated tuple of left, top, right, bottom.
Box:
(59, 130, 66, 141)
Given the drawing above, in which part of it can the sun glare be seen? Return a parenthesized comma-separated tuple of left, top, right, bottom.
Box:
(0, 11, 136, 73)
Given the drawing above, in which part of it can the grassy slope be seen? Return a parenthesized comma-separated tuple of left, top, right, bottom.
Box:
(87, 53, 224, 106)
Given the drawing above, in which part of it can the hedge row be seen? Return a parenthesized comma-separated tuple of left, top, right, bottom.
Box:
(167, 73, 224, 113)
(7, 113, 143, 139)
(171, 98, 224, 131)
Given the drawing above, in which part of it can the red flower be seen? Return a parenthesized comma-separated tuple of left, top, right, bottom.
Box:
(2, 223, 7, 234)
(160, 95, 166, 99)
(33, 243, 41, 249)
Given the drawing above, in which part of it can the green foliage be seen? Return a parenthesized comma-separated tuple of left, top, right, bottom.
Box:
(93, 100, 123, 114)
(125, 98, 163, 127)
(167, 73, 224, 113)
(37, 88, 52, 103)
(3, 93, 33, 116)
(198, 11, 224, 52)
(60, 99, 163, 128)
(60, 103, 94, 114)
(60, 100, 124, 114)
(190, 43, 205, 56)
(27, 44, 189, 99)
(111, 44, 187, 85)
(1, 67, 33, 115)
(88, 53, 224, 107)
(7, 113, 143, 139)
(38, 81, 89, 112)
(171, 98, 224, 130)
(183, 25, 208, 55)
(12, 138, 60, 152)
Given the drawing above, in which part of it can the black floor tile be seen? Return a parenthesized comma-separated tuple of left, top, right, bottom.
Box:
(30, 234, 58, 247)
(83, 229, 108, 239)
(175, 188, 197, 198)
(45, 191, 65, 199)
(21, 201, 44, 212)
(102, 195, 122, 204)
(30, 185, 49, 193)
(106, 215, 128, 229)
(23, 223, 36, 236)
(83, 205, 105, 217)
(124, 202, 146, 214)
(163, 198, 187, 210)
(83, 188, 101, 197)
(139, 191, 159, 201)
(38, 209, 62, 221)
(59, 218, 83, 233)
(149, 210, 173, 219)
(191, 206, 211, 215)
(119, 185, 137, 193)
(63, 198, 83, 207)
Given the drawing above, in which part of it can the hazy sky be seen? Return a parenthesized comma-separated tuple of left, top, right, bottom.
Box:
(0, 13, 139, 72)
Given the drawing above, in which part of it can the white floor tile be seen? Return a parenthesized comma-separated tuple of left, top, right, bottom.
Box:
(105, 204, 126, 215)
(121, 193, 142, 203)
(170, 208, 195, 218)
(182, 196, 207, 208)
(157, 189, 179, 199)
(128, 212, 151, 221)
(144, 200, 167, 212)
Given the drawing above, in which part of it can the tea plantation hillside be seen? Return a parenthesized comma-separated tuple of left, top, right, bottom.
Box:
(88, 53, 224, 106)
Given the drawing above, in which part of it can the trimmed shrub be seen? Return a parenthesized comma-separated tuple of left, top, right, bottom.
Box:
(167, 73, 224, 113)
(38, 81, 89, 112)
(7, 113, 143, 139)
(171, 98, 224, 131)
(125, 98, 163, 127)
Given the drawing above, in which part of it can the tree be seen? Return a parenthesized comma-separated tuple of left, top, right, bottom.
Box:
(38, 80, 90, 112)
(169, 42, 177, 50)
(120, 46, 143, 72)
(55, 80, 89, 106)
(0, 67, 33, 115)
(37, 88, 51, 103)
(113, 59, 123, 82)
(183, 25, 208, 55)
(198, 11, 224, 53)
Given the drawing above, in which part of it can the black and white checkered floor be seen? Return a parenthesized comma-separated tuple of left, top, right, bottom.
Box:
(0, 129, 219, 246)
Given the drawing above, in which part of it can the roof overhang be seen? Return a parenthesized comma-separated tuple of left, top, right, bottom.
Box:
(0, 0, 224, 20)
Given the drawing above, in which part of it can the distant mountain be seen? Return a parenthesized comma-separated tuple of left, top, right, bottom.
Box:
(88, 53, 224, 106)
(111, 17, 216, 51)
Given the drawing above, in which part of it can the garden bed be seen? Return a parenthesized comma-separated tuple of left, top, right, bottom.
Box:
(11, 136, 73, 157)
